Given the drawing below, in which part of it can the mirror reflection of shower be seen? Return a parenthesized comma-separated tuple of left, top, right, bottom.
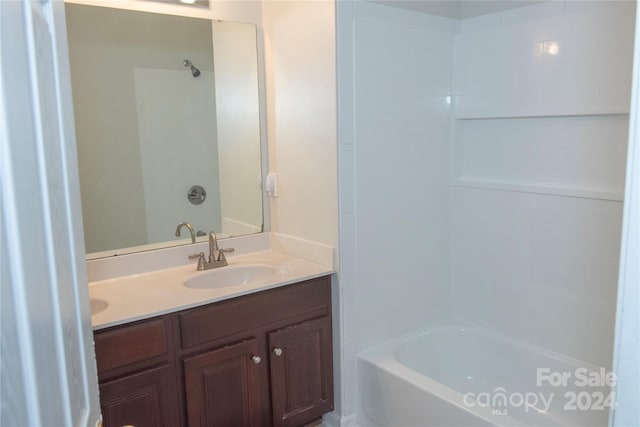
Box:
(183, 59, 201, 77)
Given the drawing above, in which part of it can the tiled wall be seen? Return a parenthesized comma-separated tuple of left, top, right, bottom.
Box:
(451, 188, 623, 366)
(337, 0, 458, 420)
(455, 1, 634, 118)
(450, 0, 633, 367)
(352, 2, 457, 352)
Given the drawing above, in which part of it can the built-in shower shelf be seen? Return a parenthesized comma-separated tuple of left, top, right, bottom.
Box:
(454, 111, 630, 120)
(452, 177, 624, 201)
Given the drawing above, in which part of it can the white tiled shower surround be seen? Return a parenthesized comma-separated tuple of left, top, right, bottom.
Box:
(336, 0, 632, 424)
(337, 2, 459, 420)
(451, 0, 631, 368)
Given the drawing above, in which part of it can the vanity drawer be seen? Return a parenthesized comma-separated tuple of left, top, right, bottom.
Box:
(95, 317, 170, 373)
(179, 276, 331, 349)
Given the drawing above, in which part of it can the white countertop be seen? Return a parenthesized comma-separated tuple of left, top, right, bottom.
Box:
(89, 249, 334, 330)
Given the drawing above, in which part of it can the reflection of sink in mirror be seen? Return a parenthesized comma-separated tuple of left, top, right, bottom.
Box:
(90, 298, 109, 315)
(184, 265, 278, 289)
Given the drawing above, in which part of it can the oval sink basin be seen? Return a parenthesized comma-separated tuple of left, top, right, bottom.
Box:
(184, 265, 278, 289)
(90, 298, 109, 315)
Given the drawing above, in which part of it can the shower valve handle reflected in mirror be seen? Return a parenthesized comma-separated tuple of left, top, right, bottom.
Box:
(188, 185, 206, 205)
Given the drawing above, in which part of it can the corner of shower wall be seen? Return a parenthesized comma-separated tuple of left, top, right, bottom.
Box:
(336, 0, 459, 423)
(336, 1, 359, 421)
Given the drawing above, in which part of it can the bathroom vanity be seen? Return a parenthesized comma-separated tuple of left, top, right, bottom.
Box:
(90, 248, 334, 427)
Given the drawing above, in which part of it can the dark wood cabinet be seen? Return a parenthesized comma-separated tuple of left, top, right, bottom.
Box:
(94, 316, 180, 427)
(94, 275, 333, 427)
(184, 339, 263, 427)
(100, 364, 179, 427)
(269, 317, 334, 427)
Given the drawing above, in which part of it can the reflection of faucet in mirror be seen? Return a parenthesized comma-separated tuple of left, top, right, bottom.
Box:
(175, 222, 196, 244)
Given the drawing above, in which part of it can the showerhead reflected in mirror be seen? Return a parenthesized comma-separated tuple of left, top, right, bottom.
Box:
(183, 59, 201, 77)
(65, 4, 263, 258)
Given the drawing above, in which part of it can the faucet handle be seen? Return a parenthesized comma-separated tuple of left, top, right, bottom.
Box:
(215, 248, 233, 264)
(189, 252, 206, 270)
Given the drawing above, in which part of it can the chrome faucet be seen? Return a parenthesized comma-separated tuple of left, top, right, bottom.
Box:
(209, 230, 221, 263)
(175, 222, 196, 244)
(191, 231, 234, 271)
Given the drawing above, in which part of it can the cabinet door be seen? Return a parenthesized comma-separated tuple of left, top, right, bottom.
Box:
(100, 364, 179, 427)
(184, 339, 263, 427)
(269, 317, 334, 427)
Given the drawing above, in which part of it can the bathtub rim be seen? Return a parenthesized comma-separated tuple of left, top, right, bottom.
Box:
(356, 318, 610, 427)
(359, 318, 608, 372)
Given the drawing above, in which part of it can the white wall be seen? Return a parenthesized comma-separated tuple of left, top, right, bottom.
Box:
(451, 0, 634, 367)
(262, 0, 338, 248)
(337, 0, 458, 419)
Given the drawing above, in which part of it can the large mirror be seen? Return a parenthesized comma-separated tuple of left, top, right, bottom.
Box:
(65, 3, 264, 259)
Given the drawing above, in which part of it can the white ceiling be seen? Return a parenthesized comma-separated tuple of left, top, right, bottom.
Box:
(371, 0, 547, 19)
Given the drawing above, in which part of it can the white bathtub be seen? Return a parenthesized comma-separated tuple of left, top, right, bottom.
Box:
(357, 321, 612, 426)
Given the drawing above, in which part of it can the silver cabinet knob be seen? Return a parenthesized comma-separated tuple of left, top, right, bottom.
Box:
(251, 355, 261, 364)
(273, 347, 283, 356)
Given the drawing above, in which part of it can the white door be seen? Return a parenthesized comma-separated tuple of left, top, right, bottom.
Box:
(1, 0, 101, 426)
